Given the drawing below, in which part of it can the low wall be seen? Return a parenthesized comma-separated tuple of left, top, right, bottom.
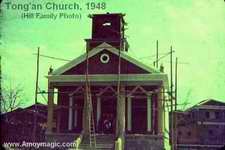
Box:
(125, 134, 164, 150)
(45, 132, 79, 143)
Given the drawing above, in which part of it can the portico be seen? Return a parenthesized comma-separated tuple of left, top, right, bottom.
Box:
(46, 73, 167, 136)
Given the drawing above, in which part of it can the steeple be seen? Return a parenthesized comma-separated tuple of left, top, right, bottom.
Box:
(85, 13, 128, 51)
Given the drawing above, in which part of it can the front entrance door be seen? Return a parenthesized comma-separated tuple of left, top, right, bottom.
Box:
(99, 98, 116, 134)
(132, 98, 147, 133)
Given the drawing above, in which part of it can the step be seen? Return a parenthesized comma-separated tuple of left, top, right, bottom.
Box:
(78, 134, 115, 150)
(79, 143, 114, 148)
(79, 148, 113, 149)
(79, 144, 114, 148)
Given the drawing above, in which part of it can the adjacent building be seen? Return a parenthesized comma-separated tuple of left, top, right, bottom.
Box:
(0, 103, 48, 144)
(45, 13, 169, 150)
(171, 99, 225, 150)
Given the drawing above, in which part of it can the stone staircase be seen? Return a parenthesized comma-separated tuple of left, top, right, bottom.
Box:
(78, 134, 115, 150)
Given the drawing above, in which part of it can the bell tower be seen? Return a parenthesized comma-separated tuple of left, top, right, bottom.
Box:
(85, 13, 128, 51)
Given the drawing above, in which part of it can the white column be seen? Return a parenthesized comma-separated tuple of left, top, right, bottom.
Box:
(158, 88, 163, 134)
(147, 95, 152, 132)
(127, 96, 132, 131)
(74, 98, 78, 128)
(97, 96, 101, 126)
(68, 96, 73, 130)
(46, 86, 54, 133)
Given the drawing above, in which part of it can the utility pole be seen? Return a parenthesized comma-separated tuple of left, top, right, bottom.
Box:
(85, 46, 96, 148)
(170, 46, 173, 110)
(174, 57, 178, 150)
(116, 38, 122, 137)
(0, 56, 2, 110)
(32, 47, 40, 142)
(170, 46, 174, 150)
(175, 57, 178, 111)
(156, 40, 159, 68)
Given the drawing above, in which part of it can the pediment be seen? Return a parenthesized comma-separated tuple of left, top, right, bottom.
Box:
(51, 43, 159, 75)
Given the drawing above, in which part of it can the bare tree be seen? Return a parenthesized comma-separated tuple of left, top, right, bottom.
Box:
(0, 5, 3, 46)
(0, 56, 25, 113)
(1, 84, 25, 113)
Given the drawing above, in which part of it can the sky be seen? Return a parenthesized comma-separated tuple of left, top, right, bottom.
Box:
(0, 1, 224, 149)
(1, 0, 225, 108)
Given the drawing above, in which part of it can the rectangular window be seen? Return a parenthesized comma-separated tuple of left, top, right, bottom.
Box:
(205, 111, 210, 119)
(205, 111, 216, 119)
(215, 111, 220, 119)
(210, 111, 216, 119)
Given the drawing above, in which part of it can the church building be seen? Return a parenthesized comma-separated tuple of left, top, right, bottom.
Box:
(46, 13, 169, 150)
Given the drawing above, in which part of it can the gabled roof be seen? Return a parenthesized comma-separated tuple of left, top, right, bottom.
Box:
(51, 43, 159, 75)
(187, 99, 225, 111)
(195, 99, 225, 107)
(1, 103, 48, 119)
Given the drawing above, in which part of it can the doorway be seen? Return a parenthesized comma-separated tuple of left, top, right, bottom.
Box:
(132, 98, 147, 133)
(99, 98, 117, 134)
